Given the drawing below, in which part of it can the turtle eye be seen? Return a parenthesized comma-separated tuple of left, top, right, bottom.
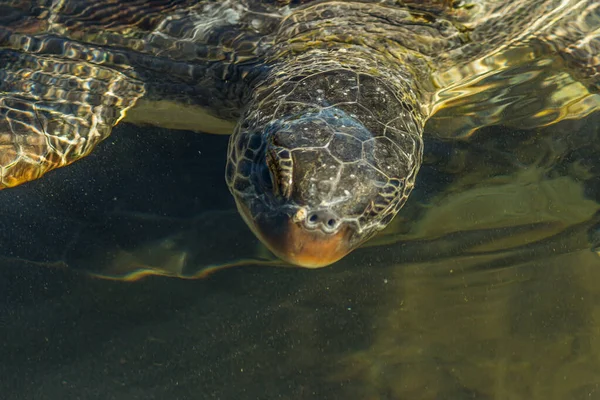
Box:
(266, 147, 293, 199)
(257, 161, 273, 191)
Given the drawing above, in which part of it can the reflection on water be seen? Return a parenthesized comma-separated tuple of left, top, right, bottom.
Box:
(1, 111, 598, 399)
(1, 78, 600, 399)
(340, 248, 600, 399)
(430, 44, 600, 138)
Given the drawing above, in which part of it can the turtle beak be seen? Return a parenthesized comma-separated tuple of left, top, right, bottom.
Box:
(236, 203, 355, 268)
(263, 217, 354, 268)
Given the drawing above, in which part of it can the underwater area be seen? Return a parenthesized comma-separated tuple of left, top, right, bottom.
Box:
(1, 52, 600, 399)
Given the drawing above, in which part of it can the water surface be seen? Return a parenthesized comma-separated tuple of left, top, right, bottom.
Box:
(0, 104, 599, 399)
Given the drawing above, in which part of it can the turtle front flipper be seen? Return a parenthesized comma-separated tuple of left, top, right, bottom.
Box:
(0, 50, 144, 189)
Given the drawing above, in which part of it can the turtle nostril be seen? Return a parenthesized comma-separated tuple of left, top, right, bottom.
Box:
(305, 210, 339, 230)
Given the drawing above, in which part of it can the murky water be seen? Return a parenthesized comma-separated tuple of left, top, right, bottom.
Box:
(0, 102, 598, 399)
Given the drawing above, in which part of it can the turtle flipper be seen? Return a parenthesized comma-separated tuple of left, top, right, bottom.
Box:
(0, 50, 144, 188)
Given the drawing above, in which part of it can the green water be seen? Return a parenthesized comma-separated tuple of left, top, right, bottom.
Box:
(0, 109, 599, 399)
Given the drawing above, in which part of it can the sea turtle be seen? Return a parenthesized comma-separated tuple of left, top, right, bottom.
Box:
(0, 0, 598, 268)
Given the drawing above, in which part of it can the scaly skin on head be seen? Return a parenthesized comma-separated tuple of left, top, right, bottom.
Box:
(227, 44, 429, 267)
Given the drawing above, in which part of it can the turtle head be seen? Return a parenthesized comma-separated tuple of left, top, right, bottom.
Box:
(226, 71, 423, 267)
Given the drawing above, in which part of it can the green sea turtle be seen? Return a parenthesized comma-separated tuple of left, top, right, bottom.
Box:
(0, 0, 598, 268)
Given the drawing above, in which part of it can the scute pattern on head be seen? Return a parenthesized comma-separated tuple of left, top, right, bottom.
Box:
(329, 132, 362, 163)
(227, 41, 426, 239)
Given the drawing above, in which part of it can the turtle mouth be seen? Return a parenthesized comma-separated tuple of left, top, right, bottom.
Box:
(236, 202, 355, 268)
(263, 218, 354, 268)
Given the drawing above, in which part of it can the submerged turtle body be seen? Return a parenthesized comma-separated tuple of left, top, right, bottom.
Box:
(0, 0, 598, 267)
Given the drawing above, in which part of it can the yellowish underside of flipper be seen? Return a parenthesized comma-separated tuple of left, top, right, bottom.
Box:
(123, 99, 236, 134)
